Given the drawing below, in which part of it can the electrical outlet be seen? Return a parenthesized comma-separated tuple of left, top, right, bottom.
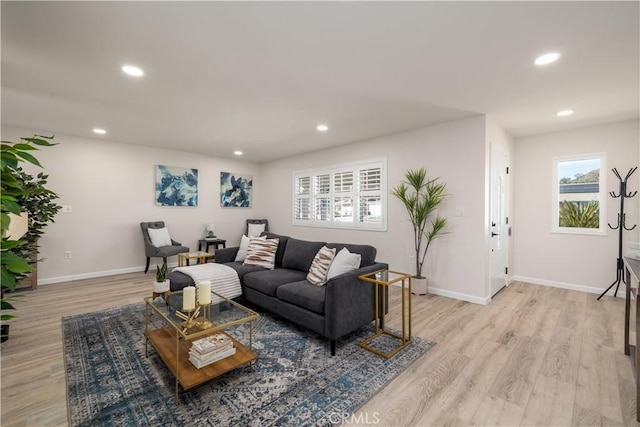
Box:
(64, 251, 72, 259)
(455, 206, 465, 217)
(61, 205, 72, 213)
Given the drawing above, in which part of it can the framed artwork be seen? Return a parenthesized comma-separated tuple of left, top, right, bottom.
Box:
(155, 165, 198, 206)
(220, 172, 252, 207)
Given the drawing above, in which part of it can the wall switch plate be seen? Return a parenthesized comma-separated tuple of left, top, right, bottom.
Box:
(61, 205, 72, 213)
(455, 206, 465, 217)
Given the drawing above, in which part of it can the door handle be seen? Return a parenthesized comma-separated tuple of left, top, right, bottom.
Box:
(491, 232, 500, 237)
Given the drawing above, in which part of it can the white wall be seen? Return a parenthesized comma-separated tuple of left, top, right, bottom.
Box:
(512, 119, 640, 295)
(2, 126, 265, 284)
(261, 115, 492, 304)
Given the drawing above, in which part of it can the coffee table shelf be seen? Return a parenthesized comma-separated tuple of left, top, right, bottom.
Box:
(146, 328, 257, 391)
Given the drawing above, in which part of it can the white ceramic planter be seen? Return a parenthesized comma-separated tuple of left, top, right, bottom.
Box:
(153, 280, 170, 293)
(412, 277, 428, 295)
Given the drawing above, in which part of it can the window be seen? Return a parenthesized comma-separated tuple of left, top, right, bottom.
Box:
(552, 153, 606, 235)
(293, 159, 387, 231)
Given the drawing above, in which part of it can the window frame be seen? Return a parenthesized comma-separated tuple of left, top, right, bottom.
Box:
(551, 152, 607, 236)
(292, 158, 387, 231)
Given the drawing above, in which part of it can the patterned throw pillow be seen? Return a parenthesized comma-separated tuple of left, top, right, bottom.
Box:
(243, 237, 279, 270)
(306, 246, 337, 286)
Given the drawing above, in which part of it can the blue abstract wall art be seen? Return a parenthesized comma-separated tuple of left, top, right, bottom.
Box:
(155, 165, 198, 207)
(220, 172, 252, 207)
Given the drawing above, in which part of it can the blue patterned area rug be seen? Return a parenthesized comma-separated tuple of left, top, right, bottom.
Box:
(63, 302, 433, 426)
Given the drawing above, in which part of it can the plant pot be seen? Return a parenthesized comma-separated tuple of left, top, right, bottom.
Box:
(153, 280, 170, 293)
(412, 277, 428, 295)
(1, 324, 9, 343)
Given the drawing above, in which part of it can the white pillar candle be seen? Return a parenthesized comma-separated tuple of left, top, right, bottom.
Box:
(197, 281, 212, 305)
(182, 286, 196, 311)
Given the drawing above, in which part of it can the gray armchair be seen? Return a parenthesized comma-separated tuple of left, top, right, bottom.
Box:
(140, 221, 189, 273)
(246, 219, 268, 235)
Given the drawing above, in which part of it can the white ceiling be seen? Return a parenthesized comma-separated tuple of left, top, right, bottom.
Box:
(2, 1, 638, 163)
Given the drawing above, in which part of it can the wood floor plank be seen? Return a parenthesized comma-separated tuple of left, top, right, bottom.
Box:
(470, 395, 525, 426)
(521, 374, 576, 426)
(488, 335, 549, 407)
(540, 325, 583, 384)
(0, 274, 636, 426)
(576, 336, 624, 423)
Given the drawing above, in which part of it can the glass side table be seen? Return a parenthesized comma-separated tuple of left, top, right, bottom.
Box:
(358, 270, 412, 358)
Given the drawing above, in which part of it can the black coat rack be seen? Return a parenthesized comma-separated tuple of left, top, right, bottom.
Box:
(597, 167, 637, 300)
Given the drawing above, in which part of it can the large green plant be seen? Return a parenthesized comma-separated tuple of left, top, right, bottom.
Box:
(391, 167, 447, 279)
(559, 201, 599, 228)
(11, 168, 61, 275)
(1, 135, 58, 324)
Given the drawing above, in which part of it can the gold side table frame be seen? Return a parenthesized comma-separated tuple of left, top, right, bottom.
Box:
(177, 251, 214, 267)
(358, 269, 412, 359)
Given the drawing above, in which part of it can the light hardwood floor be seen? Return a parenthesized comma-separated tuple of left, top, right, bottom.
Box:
(0, 273, 637, 426)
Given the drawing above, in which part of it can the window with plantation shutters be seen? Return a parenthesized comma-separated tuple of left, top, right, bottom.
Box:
(292, 159, 387, 231)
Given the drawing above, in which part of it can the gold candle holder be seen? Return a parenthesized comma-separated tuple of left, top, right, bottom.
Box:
(198, 303, 213, 330)
(175, 305, 201, 333)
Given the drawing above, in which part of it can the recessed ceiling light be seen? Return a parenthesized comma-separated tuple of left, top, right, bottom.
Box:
(92, 128, 107, 134)
(121, 65, 144, 77)
(534, 52, 561, 66)
(317, 124, 329, 132)
(556, 109, 574, 117)
(234, 150, 243, 156)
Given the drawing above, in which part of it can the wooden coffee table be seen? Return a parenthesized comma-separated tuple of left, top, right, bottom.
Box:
(144, 290, 259, 403)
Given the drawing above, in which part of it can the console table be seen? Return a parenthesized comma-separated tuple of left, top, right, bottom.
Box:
(623, 256, 640, 422)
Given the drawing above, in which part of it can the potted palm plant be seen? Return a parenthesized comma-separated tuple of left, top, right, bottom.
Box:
(391, 167, 447, 295)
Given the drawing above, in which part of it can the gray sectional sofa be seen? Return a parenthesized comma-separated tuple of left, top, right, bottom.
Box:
(214, 232, 388, 355)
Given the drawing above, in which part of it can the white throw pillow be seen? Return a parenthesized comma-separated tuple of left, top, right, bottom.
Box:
(234, 235, 251, 262)
(306, 246, 337, 286)
(148, 227, 172, 247)
(247, 223, 266, 237)
(326, 247, 361, 280)
(243, 237, 278, 270)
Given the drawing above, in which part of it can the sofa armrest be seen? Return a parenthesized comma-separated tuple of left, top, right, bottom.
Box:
(323, 262, 389, 340)
(215, 247, 239, 264)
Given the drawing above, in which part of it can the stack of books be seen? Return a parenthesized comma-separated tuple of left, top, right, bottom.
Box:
(189, 333, 236, 368)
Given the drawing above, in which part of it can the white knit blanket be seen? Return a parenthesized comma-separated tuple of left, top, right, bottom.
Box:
(173, 263, 242, 304)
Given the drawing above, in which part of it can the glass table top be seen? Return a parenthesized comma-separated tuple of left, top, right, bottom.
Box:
(144, 290, 259, 340)
(359, 269, 411, 286)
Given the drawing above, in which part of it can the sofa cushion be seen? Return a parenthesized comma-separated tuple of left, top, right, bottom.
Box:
(167, 270, 193, 291)
(243, 237, 279, 269)
(282, 238, 326, 272)
(326, 243, 377, 267)
(243, 268, 308, 297)
(234, 235, 251, 262)
(306, 246, 336, 286)
(261, 232, 290, 268)
(326, 247, 362, 280)
(276, 281, 326, 315)
(221, 261, 266, 280)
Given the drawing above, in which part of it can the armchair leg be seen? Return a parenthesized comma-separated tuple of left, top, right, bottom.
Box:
(330, 340, 336, 356)
(144, 257, 150, 274)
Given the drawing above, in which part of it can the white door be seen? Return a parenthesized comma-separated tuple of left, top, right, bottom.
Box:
(490, 144, 510, 297)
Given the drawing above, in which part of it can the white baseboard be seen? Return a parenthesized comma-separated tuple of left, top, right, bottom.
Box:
(427, 286, 491, 305)
(509, 275, 627, 299)
(38, 262, 179, 286)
